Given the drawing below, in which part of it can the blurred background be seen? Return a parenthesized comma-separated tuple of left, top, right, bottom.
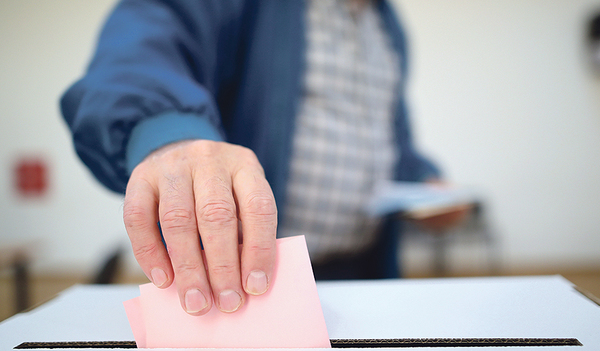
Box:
(1, 0, 599, 321)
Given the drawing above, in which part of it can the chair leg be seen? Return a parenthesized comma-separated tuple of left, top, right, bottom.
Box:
(432, 231, 448, 277)
(13, 256, 30, 313)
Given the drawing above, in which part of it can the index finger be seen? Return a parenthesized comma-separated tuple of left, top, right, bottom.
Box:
(123, 172, 174, 290)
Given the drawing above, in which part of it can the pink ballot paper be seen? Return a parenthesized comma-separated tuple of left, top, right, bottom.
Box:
(123, 236, 331, 348)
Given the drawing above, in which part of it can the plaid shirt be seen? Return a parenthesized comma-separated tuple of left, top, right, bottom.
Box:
(279, 0, 400, 262)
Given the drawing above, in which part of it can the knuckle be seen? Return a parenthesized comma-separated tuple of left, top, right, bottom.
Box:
(123, 204, 152, 230)
(132, 241, 162, 261)
(246, 240, 275, 255)
(245, 193, 276, 215)
(161, 208, 195, 231)
(173, 261, 204, 274)
(244, 193, 277, 219)
(237, 148, 263, 169)
(198, 200, 237, 227)
(191, 139, 220, 157)
(208, 262, 237, 277)
(236, 145, 258, 160)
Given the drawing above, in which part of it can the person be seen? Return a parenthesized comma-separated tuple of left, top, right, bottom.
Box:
(61, 0, 468, 316)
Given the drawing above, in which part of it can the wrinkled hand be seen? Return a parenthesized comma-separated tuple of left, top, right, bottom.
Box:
(123, 140, 277, 315)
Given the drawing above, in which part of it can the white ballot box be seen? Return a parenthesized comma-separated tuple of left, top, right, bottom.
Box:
(0, 275, 599, 350)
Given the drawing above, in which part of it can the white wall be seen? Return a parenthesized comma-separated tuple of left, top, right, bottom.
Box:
(0, 0, 598, 277)
(394, 0, 600, 271)
(0, 0, 131, 276)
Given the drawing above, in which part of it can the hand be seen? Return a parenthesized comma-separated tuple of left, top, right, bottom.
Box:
(123, 140, 277, 315)
(410, 204, 472, 232)
(409, 179, 472, 232)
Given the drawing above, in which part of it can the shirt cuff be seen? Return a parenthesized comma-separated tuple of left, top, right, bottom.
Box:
(125, 111, 224, 175)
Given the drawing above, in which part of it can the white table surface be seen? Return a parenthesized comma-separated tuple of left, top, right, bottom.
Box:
(1, 275, 598, 350)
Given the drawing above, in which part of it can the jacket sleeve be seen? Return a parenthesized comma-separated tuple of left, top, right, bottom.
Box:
(394, 96, 441, 182)
(60, 0, 245, 194)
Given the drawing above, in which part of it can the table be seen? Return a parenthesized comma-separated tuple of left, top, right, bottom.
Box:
(1, 275, 599, 350)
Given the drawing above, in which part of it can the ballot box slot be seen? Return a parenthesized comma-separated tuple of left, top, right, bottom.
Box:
(330, 338, 582, 348)
(14, 338, 582, 349)
(14, 341, 137, 349)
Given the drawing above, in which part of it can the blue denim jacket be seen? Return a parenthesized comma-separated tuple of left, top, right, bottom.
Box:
(61, 0, 439, 277)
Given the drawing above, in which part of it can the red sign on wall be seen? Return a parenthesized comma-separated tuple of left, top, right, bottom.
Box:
(14, 157, 49, 197)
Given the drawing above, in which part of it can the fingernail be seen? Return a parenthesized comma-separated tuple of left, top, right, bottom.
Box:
(246, 270, 268, 295)
(218, 289, 242, 312)
(185, 289, 208, 314)
(150, 268, 167, 287)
